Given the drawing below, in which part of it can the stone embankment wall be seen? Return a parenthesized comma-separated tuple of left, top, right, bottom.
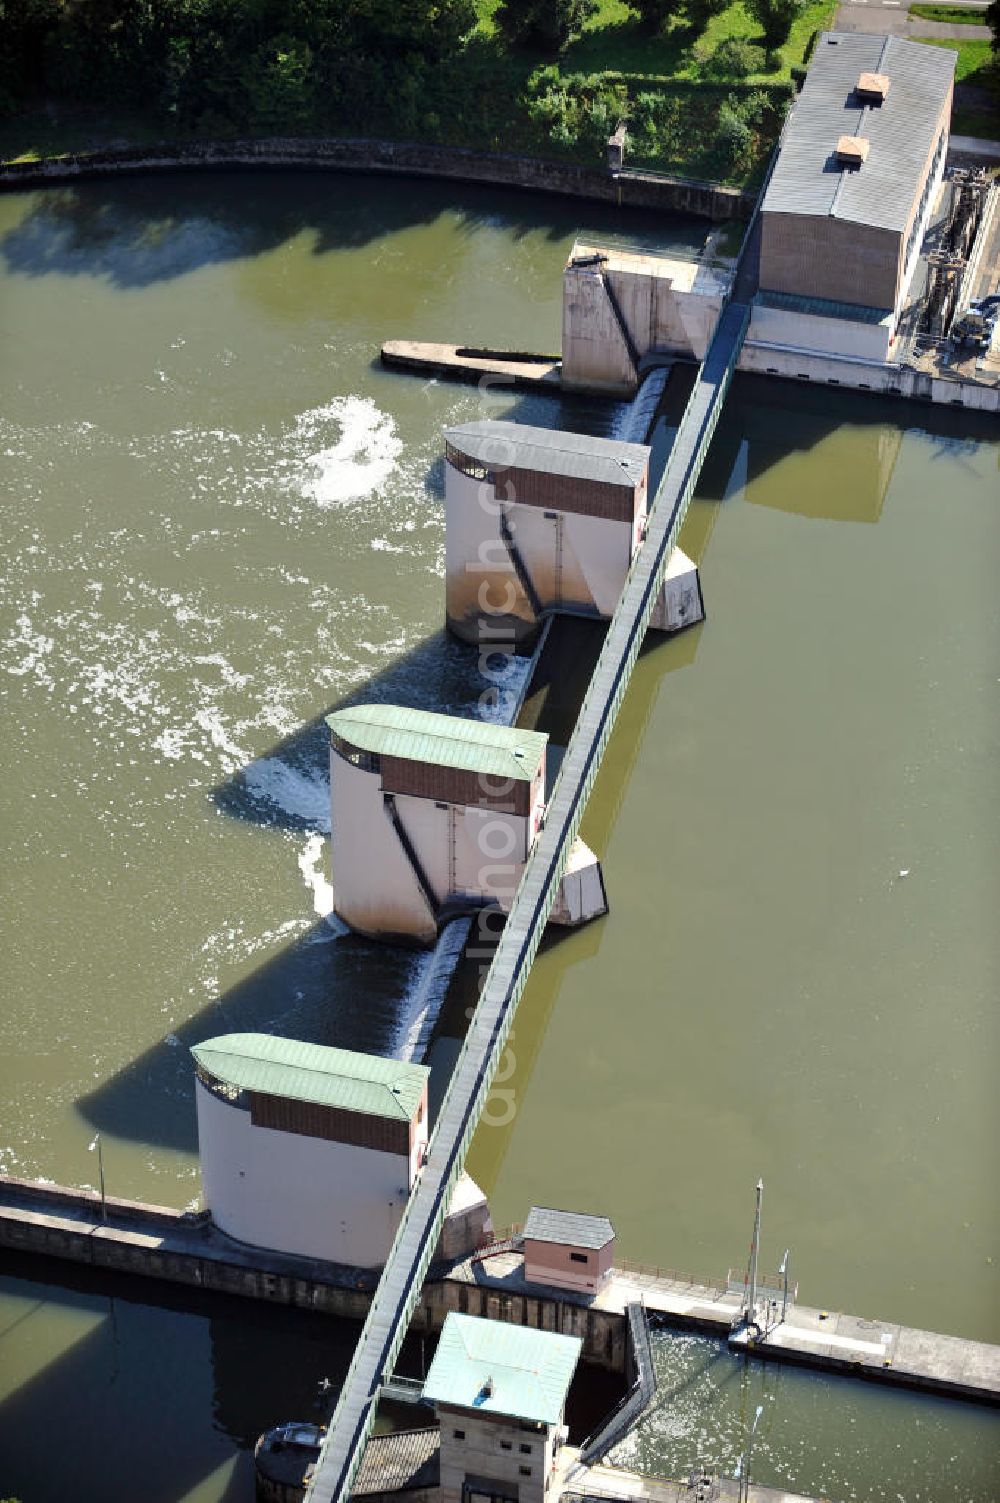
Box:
(0, 137, 753, 222)
(0, 1174, 630, 1370)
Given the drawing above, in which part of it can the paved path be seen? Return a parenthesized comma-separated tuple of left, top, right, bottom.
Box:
(834, 0, 991, 36)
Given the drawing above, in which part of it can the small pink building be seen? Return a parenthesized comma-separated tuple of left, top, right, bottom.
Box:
(523, 1206, 616, 1294)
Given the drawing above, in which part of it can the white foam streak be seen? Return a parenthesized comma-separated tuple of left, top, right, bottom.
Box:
(392, 916, 473, 1063)
(610, 366, 670, 446)
(298, 833, 334, 919)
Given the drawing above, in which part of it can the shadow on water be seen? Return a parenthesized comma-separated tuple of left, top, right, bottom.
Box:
(209, 626, 519, 835)
(0, 1249, 362, 1503)
(712, 372, 997, 525)
(0, 1244, 619, 1498)
(0, 169, 709, 288)
(75, 918, 428, 1154)
(75, 363, 999, 1158)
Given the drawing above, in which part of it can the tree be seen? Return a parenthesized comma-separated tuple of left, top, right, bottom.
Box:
(682, 0, 729, 29)
(495, 0, 598, 53)
(987, 0, 999, 51)
(744, 0, 802, 49)
(343, 0, 477, 61)
(626, 0, 675, 35)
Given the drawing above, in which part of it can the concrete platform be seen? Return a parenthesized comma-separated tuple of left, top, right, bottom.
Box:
(381, 340, 562, 390)
(447, 1246, 1000, 1406)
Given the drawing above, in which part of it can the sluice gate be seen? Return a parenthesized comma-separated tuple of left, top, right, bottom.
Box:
(306, 298, 751, 1503)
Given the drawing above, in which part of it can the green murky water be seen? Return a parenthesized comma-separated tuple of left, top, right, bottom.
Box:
(0, 172, 997, 1501)
(468, 378, 1000, 1345)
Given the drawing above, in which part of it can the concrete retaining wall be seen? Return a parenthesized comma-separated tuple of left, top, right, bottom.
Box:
(0, 138, 753, 222)
(412, 1275, 630, 1372)
(740, 339, 1000, 411)
(0, 1174, 629, 1369)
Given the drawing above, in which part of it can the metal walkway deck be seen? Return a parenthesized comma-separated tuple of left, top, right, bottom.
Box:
(305, 297, 751, 1503)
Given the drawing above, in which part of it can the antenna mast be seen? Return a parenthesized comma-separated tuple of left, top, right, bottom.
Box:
(746, 1178, 763, 1329)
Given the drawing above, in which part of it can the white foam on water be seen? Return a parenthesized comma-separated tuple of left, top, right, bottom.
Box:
(295, 395, 402, 507)
(193, 707, 248, 777)
(4, 612, 56, 691)
(242, 757, 331, 833)
(153, 727, 188, 761)
(476, 652, 532, 726)
(298, 832, 334, 919)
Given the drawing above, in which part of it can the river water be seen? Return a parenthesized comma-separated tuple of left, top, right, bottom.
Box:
(0, 172, 997, 1501)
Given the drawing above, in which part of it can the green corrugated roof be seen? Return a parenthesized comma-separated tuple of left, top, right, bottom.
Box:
(422, 1313, 581, 1425)
(191, 1033, 429, 1121)
(327, 705, 547, 783)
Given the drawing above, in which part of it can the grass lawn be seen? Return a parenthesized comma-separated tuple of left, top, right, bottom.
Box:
(919, 36, 997, 80)
(917, 36, 999, 138)
(909, 4, 990, 23)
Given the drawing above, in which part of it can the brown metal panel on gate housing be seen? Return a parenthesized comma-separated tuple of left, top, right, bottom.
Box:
(380, 756, 535, 816)
(492, 465, 640, 523)
(249, 1091, 410, 1154)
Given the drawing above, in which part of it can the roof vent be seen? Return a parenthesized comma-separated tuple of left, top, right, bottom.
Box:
(856, 71, 890, 103)
(836, 134, 870, 167)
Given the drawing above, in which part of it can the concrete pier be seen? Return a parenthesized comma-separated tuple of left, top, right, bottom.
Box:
(2, 1174, 998, 1406)
(381, 341, 562, 391)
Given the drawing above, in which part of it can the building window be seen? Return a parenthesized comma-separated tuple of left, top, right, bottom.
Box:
(519, 1443, 532, 1455)
(330, 734, 380, 775)
(445, 443, 494, 484)
(569, 1252, 589, 1264)
(500, 1441, 512, 1451)
(454, 1429, 465, 1440)
(519, 1466, 532, 1477)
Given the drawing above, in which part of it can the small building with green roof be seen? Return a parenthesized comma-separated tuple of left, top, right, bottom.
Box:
(192, 1031, 429, 1267)
(423, 1313, 582, 1503)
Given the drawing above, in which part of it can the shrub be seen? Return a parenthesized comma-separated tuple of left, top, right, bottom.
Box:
(716, 97, 753, 166)
(744, 0, 804, 49)
(495, 0, 599, 52)
(240, 37, 317, 133)
(702, 37, 768, 77)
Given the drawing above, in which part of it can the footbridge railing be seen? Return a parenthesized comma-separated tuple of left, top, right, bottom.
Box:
(305, 290, 751, 1503)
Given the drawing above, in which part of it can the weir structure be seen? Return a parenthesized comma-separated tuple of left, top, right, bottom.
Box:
(304, 268, 753, 1499)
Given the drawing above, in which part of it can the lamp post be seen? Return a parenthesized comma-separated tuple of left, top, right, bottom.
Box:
(88, 1133, 107, 1223)
(779, 1250, 790, 1324)
(739, 1402, 764, 1503)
